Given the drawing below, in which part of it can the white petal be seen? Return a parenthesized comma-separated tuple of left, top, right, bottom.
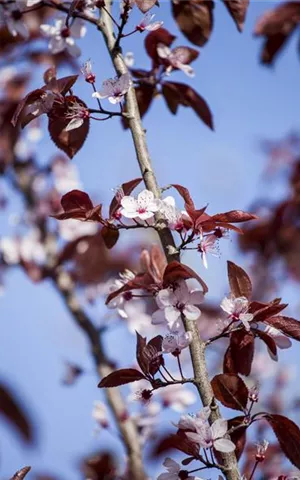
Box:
(174, 280, 189, 303)
(162, 457, 180, 474)
(48, 36, 65, 54)
(108, 95, 124, 104)
(157, 474, 177, 480)
(165, 306, 180, 324)
(138, 211, 155, 220)
(201, 252, 208, 269)
(137, 189, 154, 208)
(220, 296, 234, 315)
(185, 432, 201, 444)
(275, 335, 292, 349)
(211, 419, 228, 440)
(214, 438, 236, 453)
(64, 117, 84, 131)
(157, 288, 175, 308)
(152, 309, 166, 325)
(162, 196, 176, 207)
(146, 21, 164, 31)
(40, 24, 56, 36)
(66, 40, 81, 58)
(92, 91, 108, 100)
(179, 63, 195, 77)
(189, 290, 204, 305)
(183, 304, 201, 321)
(121, 196, 138, 213)
(157, 43, 171, 59)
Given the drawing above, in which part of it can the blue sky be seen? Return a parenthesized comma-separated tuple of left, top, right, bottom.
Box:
(1, 2, 300, 479)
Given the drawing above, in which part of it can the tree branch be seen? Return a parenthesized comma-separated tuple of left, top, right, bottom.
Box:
(97, 4, 240, 479)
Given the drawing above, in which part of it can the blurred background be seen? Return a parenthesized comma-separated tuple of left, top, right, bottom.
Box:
(1, 1, 300, 478)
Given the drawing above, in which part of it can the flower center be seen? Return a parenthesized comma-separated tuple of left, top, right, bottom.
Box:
(137, 207, 147, 214)
(61, 27, 70, 38)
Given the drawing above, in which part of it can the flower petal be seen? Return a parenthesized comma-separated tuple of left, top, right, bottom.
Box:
(214, 438, 236, 453)
(183, 304, 201, 321)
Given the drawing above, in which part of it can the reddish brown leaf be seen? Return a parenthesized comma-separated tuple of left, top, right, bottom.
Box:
(211, 373, 248, 411)
(264, 316, 300, 341)
(253, 302, 288, 323)
(10, 466, 31, 480)
(223, 346, 235, 374)
(172, 0, 214, 46)
(266, 414, 300, 468)
(227, 261, 252, 300)
(172, 46, 199, 65)
(98, 368, 146, 388)
(48, 96, 89, 158)
(163, 261, 208, 293)
(211, 210, 257, 224)
(52, 190, 102, 222)
(135, 0, 157, 13)
(171, 184, 195, 210)
(152, 432, 199, 457)
(230, 330, 255, 376)
(101, 226, 119, 249)
(136, 332, 163, 377)
(11, 88, 45, 127)
(0, 384, 34, 443)
(145, 28, 176, 63)
(222, 0, 249, 32)
(254, 329, 277, 357)
(162, 82, 214, 130)
(109, 177, 142, 218)
(45, 75, 78, 96)
(162, 83, 181, 115)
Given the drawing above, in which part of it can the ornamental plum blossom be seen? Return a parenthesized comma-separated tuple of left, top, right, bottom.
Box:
(160, 196, 190, 231)
(197, 233, 219, 269)
(159, 383, 196, 411)
(157, 458, 203, 480)
(152, 280, 204, 332)
(81, 59, 96, 83)
(120, 189, 161, 221)
(64, 100, 90, 132)
(92, 401, 109, 428)
(136, 13, 163, 33)
(220, 295, 254, 331)
(172, 406, 211, 430)
(162, 331, 192, 354)
(40, 18, 86, 57)
(92, 73, 132, 104)
(107, 269, 136, 317)
(186, 417, 236, 453)
(255, 439, 269, 461)
(157, 44, 195, 77)
(0, 1, 29, 38)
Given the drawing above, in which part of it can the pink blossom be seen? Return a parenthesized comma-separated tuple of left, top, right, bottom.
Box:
(157, 44, 195, 77)
(64, 100, 90, 132)
(40, 17, 86, 57)
(0, 1, 30, 39)
(160, 196, 190, 231)
(197, 233, 219, 269)
(159, 383, 196, 411)
(162, 332, 192, 354)
(186, 418, 235, 453)
(220, 296, 254, 331)
(136, 13, 163, 32)
(256, 439, 269, 461)
(157, 457, 203, 480)
(107, 269, 136, 317)
(92, 73, 131, 104)
(152, 280, 204, 332)
(81, 59, 96, 83)
(172, 406, 211, 431)
(120, 189, 161, 220)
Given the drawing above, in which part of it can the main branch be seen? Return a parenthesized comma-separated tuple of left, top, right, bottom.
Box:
(98, 4, 240, 479)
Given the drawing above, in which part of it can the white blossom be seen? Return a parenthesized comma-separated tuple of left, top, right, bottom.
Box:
(137, 13, 163, 32)
(92, 73, 131, 104)
(120, 189, 161, 221)
(220, 296, 254, 331)
(160, 196, 190, 231)
(0, 1, 29, 38)
(0, 230, 46, 265)
(159, 383, 196, 411)
(92, 401, 109, 428)
(162, 331, 192, 354)
(40, 17, 86, 57)
(198, 233, 219, 269)
(157, 43, 195, 77)
(186, 417, 236, 453)
(157, 457, 203, 480)
(81, 59, 95, 83)
(152, 280, 204, 332)
(64, 100, 89, 132)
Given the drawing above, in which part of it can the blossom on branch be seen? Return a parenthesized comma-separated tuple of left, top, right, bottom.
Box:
(157, 457, 203, 480)
(162, 331, 192, 354)
(64, 100, 90, 132)
(40, 18, 86, 57)
(157, 44, 195, 77)
(136, 13, 163, 33)
(160, 196, 190, 232)
(120, 189, 161, 220)
(197, 233, 219, 269)
(0, 1, 31, 38)
(264, 325, 292, 350)
(220, 295, 254, 331)
(152, 280, 204, 332)
(81, 59, 96, 83)
(92, 73, 132, 104)
(186, 417, 236, 453)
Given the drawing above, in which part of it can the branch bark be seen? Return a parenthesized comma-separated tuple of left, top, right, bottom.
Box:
(98, 5, 240, 479)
